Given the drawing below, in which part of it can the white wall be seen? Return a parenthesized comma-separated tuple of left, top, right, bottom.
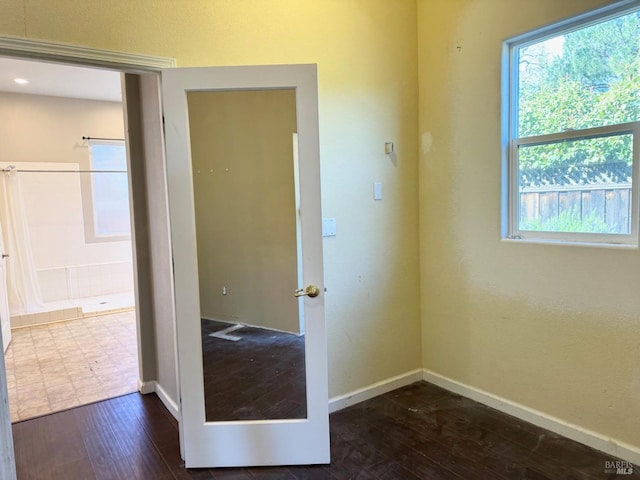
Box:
(0, 93, 132, 304)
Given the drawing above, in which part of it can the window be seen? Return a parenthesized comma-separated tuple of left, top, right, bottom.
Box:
(503, 3, 640, 246)
(84, 140, 131, 242)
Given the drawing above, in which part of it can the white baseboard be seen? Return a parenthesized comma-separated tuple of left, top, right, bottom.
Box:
(137, 379, 180, 420)
(137, 379, 155, 394)
(423, 370, 640, 466)
(155, 382, 180, 420)
(329, 369, 423, 413)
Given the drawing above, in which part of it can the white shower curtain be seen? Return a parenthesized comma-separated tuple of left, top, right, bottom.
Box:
(0, 168, 44, 314)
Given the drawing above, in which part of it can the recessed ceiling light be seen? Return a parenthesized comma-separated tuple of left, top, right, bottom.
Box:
(13, 78, 29, 85)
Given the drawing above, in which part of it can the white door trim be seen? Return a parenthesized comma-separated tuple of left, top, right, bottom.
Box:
(0, 35, 175, 70)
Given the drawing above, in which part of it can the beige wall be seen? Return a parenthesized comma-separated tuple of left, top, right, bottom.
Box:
(418, 0, 639, 451)
(0, 0, 422, 400)
(0, 91, 123, 166)
(129, 73, 178, 406)
(188, 89, 300, 334)
(1, 0, 637, 461)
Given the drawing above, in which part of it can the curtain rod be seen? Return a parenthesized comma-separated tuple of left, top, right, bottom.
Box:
(82, 136, 125, 142)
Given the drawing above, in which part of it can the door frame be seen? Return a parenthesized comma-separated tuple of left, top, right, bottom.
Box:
(0, 35, 176, 480)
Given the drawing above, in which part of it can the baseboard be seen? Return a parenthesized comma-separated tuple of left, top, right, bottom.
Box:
(137, 380, 180, 420)
(137, 379, 155, 394)
(155, 382, 180, 420)
(329, 369, 423, 413)
(423, 370, 640, 466)
(202, 316, 302, 336)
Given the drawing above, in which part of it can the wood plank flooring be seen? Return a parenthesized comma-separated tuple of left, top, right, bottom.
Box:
(12, 381, 638, 479)
(201, 319, 306, 421)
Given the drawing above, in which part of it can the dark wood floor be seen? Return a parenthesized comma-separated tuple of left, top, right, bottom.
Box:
(12, 381, 638, 479)
(201, 319, 306, 421)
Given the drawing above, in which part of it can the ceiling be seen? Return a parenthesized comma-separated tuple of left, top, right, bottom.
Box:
(0, 57, 122, 102)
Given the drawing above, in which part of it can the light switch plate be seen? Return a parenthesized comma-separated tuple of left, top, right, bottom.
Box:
(374, 182, 383, 200)
(322, 218, 336, 237)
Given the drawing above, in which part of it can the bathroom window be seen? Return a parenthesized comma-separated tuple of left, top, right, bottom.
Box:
(83, 140, 131, 242)
(502, 3, 640, 246)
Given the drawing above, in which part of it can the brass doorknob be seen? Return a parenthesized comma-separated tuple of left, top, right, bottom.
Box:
(294, 285, 320, 298)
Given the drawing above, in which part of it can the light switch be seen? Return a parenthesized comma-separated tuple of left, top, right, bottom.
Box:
(374, 182, 383, 200)
(322, 218, 336, 237)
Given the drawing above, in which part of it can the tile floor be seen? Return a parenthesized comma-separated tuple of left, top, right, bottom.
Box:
(4, 310, 138, 422)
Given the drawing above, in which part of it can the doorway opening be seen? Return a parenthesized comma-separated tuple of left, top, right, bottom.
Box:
(0, 58, 138, 421)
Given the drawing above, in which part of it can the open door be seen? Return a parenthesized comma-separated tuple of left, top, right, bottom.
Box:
(162, 64, 329, 468)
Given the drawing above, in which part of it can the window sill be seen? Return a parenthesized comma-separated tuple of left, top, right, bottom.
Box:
(500, 237, 638, 250)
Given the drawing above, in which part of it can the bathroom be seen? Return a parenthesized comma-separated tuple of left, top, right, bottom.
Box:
(0, 58, 138, 421)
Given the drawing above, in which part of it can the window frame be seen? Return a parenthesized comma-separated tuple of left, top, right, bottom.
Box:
(82, 139, 131, 243)
(502, 0, 640, 247)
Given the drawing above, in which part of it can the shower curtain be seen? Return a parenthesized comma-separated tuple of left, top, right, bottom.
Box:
(0, 167, 44, 314)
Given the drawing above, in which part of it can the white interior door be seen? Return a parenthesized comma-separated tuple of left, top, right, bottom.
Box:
(162, 64, 329, 468)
